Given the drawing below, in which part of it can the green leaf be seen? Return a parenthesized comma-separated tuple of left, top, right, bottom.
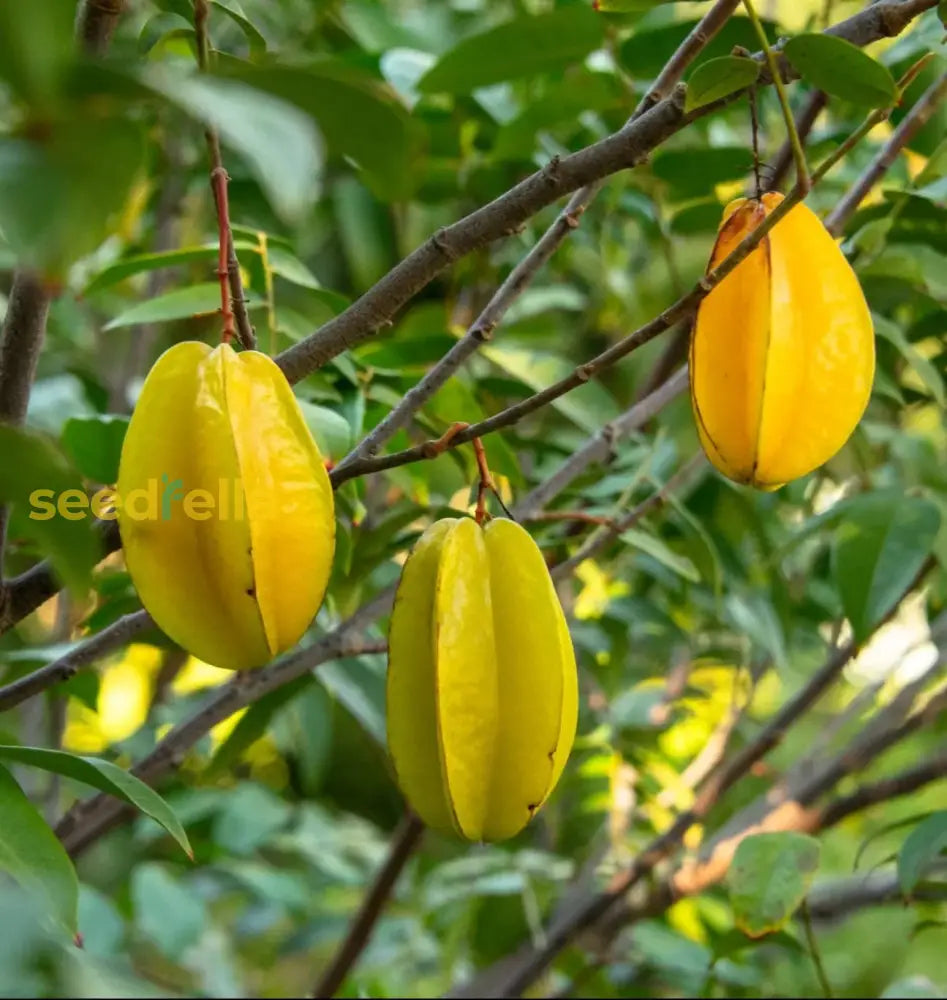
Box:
(833, 493, 940, 640)
(651, 146, 755, 198)
(418, 7, 604, 95)
(899, 811, 947, 894)
(267, 245, 322, 290)
(729, 832, 821, 937)
(0, 746, 192, 860)
(621, 527, 699, 582)
(61, 416, 129, 485)
(0, 0, 75, 106)
(684, 56, 760, 113)
(298, 401, 353, 459)
(131, 863, 206, 959)
(144, 69, 322, 223)
(873, 313, 946, 407)
(481, 345, 618, 434)
(84, 243, 256, 296)
(0, 763, 78, 935)
(0, 118, 146, 274)
(620, 16, 778, 81)
(213, 57, 416, 201)
(210, 0, 266, 56)
(0, 426, 99, 595)
(103, 283, 263, 330)
(783, 34, 897, 107)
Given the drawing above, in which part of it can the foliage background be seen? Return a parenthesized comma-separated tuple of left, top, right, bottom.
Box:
(0, 0, 946, 996)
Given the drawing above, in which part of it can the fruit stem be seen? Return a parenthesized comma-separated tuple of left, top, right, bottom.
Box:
(742, 0, 811, 194)
(193, 0, 255, 350)
(210, 164, 236, 346)
(473, 437, 496, 525)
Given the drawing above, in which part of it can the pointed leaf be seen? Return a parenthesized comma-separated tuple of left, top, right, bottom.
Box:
(899, 812, 947, 894)
(0, 746, 192, 860)
(144, 69, 322, 223)
(833, 494, 940, 640)
(418, 7, 603, 94)
(783, 34, 897, 107)
(0, 763, 78, 935)
(103, 283, 263, 330)
(685, 56, 760, 112)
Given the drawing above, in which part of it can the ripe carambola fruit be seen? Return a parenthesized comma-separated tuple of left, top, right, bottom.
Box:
(690, 191, 875, 489)
(116, 342, 335, 670)
(387, 516, 578, 842)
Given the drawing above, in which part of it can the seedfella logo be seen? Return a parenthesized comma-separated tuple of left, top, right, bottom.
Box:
(29, 476, 247, 521)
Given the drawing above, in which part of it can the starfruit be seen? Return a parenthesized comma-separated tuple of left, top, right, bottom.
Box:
(387, 516, 578, 842)
(689, 191, 875, 489)
(116, 342, 335, 670)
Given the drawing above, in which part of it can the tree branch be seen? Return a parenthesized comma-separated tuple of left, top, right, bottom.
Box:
(310, 812, 425, 998)
(0, 610, 153, 713)
(75, 0, 124, 57)
(274, 0, 937, 385)
(0, 272, 51, 575)
(824, 69, 947, 236)
(332, 0, 743, 475)
(0, 520, 121, 638)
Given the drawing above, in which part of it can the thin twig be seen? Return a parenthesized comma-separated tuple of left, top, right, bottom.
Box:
(473, 438, 496, 525)
(0, 610, 153, 712)
(332, 0, 743, 475)
(310, 813, 425, 998)
(274, 0, 936, 384)
(193, 0, 255, 350)
(825, 70, 947, 236)
(744, 0, 811, 190)
(524, 511, 618, 529)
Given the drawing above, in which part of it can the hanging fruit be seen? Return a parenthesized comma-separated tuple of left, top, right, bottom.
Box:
(689, 191, 875, 490)
(116, 341, 335, 670)
(387, 515, 578, 842)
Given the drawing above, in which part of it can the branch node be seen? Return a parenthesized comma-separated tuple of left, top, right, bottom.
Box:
(430, 228, 455, 260)
(542, 154, 562, 187)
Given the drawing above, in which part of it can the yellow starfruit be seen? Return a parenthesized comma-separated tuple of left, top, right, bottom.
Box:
(116, 341, 335, 670)
(689, 191, 875, 489)
(387, 516, 578, 842)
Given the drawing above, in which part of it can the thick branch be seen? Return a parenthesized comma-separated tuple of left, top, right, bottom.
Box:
(825, 69, 947, 236)
(311, 813, 425, 998)
(0, 610, 153, 712)
(274, 0, 937, 384)
(333, 0, 743, 474)
(75, 0, 124, 57)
